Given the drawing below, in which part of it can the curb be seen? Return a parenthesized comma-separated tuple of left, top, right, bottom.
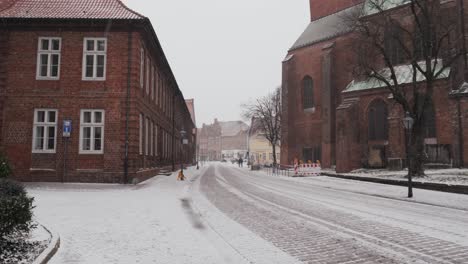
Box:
(322, 173, 468, 195)
(33, 224, 60, 264)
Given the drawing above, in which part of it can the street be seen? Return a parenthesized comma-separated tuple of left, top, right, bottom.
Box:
(198, 164, 468, 264)
(27, 164, 468, 264)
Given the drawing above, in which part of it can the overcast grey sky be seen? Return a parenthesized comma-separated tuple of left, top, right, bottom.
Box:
(123, 0, 309, 127)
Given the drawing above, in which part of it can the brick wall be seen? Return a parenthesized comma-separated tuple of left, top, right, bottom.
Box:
(0, 21, 195, 182)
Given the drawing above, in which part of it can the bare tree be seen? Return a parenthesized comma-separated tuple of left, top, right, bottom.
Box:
(345, 0, 463, 177)
(242, 87, 282, 167)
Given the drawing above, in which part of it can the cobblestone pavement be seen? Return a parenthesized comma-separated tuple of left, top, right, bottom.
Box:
(199, 164, 468, 264)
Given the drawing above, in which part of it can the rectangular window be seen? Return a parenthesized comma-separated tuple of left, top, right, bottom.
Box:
(80, 110, 105, 154)
(145, 117, 149, 155)
(32, 109, 58, 153)
(140, 48, 144, 88)
(82, 38, 107, 80)
(37, 37, 61, 79)
(139, 114, 143, 155)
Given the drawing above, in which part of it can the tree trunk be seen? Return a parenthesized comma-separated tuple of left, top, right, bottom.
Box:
(272, 144, 277, 167)
(409, 121, 426, 177)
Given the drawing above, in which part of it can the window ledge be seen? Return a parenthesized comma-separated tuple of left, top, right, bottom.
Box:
(82, 78, 106, 82)
(36, 77, 60, 81)
(30, 168, 56, 172)
(304, 107, 316, 114)
(79, 151, 104, 155)
(32, 150, 56, 154)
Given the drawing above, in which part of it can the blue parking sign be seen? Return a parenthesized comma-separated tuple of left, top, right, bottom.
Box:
(63, 120, 72, 137)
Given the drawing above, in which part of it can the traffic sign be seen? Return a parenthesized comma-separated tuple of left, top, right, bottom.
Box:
(63, 120, 72, 137)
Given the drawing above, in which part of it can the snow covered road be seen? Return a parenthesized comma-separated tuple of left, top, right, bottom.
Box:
(25, 164, 468, 264)
(199, 164, 468, 264)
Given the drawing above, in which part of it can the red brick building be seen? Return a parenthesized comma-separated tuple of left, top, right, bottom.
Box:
(197, 119, 249, 161)
(282, 0, 468, 172)
(0, 0, 196, 183)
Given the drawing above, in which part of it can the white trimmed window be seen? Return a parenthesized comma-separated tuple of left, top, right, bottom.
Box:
(82, 38, 107, 80)
(139, 113, 143, 155)
(37, 37, 61, 79)
(32, 109, 57, 153)
(140, 48, 144, 89)
(80, 110, 105, 154)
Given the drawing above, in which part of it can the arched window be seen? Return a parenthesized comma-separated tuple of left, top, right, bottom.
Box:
(423, 100, 436, 138)
(303, 76, 314, 110)
(368, 100, 388, 140)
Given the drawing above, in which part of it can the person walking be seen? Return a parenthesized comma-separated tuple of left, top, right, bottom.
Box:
(239, 157, 244, 167)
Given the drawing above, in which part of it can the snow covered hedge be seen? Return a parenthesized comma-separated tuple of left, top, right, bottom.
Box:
(0, 178, 37, 263)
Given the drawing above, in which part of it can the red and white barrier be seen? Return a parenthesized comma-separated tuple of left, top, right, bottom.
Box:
(294, 163, 321, 176)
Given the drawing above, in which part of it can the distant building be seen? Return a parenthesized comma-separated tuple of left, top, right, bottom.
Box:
(0, 0, 196, 183)
(248, 119, 280, 166)
(197, 119, 249, 161)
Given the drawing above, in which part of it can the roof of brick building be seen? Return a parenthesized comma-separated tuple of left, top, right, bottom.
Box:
(219, 121, 249, 137)
(0, 0, 144, 19)
(289, 4, 362, 51)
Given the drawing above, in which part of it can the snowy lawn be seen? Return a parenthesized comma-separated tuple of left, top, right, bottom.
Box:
(25, 168, 238, 264)
(322, 168, 468, 185)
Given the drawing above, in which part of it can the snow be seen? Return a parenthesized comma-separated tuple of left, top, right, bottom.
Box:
(250, 167, 468, 211)
(25, 166, 289, 264)
(323, 167, 468, 186)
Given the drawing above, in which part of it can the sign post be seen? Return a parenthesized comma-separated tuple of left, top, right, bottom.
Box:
(63, 120, 72, 183)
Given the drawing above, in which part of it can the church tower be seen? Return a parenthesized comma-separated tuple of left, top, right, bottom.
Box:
(309, 0, 363, 21)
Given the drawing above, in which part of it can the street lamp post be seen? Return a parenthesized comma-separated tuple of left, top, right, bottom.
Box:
(403, 112, 414, 198)
(180, 129, 187, 174)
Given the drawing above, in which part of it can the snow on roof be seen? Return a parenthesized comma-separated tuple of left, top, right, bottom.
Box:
(450, 82, 468, 96)
(289, 4, 362, 51)
(219, 121, 249, 137)
(344, 60, 451, 93)
(0, 0, 145, 20)
(362, 0, 411, 16)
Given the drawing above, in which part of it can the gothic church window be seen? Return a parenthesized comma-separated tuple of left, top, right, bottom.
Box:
(303, 76, 314, 110)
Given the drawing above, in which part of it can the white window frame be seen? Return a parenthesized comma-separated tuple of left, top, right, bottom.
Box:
(32, 109, 58, 153)
(139, 114, 143, 155)
(82, 38, 107, 81)
(36, 37, 61, 80)
(79, 109, 105, 154)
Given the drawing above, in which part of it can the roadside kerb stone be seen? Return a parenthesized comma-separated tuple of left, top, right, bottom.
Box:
(32, 224, 60, 264)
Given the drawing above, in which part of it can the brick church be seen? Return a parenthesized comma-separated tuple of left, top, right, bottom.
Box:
(281, 0, 468, 172)
(0, 0, 196, 183)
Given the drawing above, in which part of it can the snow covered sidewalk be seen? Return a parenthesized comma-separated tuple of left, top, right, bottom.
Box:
(25, 168, 249, 264)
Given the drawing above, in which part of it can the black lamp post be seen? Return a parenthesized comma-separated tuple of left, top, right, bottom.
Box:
(403, 111, 414, 198)
(180, 129, 187, 174)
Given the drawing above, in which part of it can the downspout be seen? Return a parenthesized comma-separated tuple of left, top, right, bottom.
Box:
(124, 26, 133, 184)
